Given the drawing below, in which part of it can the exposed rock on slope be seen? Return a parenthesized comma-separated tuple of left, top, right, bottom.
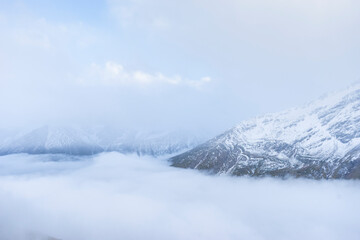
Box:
(171, 84, 360, 179)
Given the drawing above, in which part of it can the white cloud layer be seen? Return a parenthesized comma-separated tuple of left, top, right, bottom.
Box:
(0, 153, 359, 240)
(77, 61, 211, 88)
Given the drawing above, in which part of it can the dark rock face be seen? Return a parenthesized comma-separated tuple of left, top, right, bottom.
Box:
(171, 138, 360, 179)
(170, 85, 360, 179)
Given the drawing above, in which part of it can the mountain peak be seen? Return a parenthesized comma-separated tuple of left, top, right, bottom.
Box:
(171, 84, 360, 179)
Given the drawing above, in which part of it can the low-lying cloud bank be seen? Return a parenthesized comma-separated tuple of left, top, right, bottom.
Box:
(0, 153, 359, 240)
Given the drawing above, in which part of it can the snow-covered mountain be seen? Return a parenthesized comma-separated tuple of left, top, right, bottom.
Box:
(0, 126, 202, 157)
(170, 84, 360, 179)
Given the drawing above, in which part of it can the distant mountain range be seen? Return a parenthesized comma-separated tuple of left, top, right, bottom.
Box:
(170, 84, 360, 179)
(0, 126, 202, 157)
(3, 84, 360, 179)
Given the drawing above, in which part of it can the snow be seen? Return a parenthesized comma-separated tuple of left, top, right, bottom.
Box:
(226, 84, 360, 161)
(0, 126, 204, 157)
(170, 84, 360, 178)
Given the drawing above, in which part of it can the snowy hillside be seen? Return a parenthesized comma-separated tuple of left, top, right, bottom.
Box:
(171, 84, 360, 179)
(0, 126, 202, 157)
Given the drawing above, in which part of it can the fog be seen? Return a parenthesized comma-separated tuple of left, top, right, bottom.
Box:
(0, 153, 359, 240)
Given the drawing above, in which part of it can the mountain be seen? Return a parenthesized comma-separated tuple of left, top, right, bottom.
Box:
(0, 126, 103, 155)
(0, 126, 202, 157)
(170, 84, 360, 179)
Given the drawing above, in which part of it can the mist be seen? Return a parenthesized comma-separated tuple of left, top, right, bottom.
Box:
(0, 153, 359, 240)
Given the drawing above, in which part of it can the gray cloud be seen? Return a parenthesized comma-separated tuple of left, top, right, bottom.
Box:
(0, 153, 359, 240)
(107, 0, 360, 115)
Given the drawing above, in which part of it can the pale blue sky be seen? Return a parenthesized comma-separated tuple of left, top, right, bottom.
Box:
(0, 0, 359, 134)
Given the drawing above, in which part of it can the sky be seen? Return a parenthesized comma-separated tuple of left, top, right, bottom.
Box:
(0, 0, 359, 134)
(0, 152, 359, 240)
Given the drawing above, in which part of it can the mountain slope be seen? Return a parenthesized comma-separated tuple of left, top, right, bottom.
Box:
(170, 84, 360, 179)
(0, 126, 202, 157)
(0, 126, 103, 155)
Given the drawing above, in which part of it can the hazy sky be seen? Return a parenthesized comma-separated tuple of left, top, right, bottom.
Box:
(0, 0, 359, 133)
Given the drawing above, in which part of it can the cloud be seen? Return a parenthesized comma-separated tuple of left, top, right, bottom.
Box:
(77, 61, 211, 89)
(106, 0, 360, 106)
(0, 0, 359, 135)
(3, 15, 96, 51)
(107, 0, 171, 30)
(0, 153, 359, 240)
(12, 19, 52, 49)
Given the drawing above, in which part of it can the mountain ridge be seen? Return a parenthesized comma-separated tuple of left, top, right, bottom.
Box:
(0, 126, 203, 157)
(170, 84, 360, 179)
